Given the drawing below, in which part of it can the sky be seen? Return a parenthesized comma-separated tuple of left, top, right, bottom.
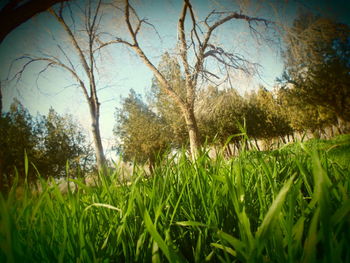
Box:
(1, 0, 349, 159)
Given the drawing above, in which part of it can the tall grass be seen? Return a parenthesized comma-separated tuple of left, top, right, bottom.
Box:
(1, 135, 350, 262)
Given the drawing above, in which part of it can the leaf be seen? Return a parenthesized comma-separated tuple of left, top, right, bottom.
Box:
(211, 243, 237, 257)
(175, 221, 208, 228)
(256, 175, 295, 241)
(84, 203, 122, 213)
(302, 207, 320, 263)
(142, 208, 186, 263)
(217, 230, 247, 260)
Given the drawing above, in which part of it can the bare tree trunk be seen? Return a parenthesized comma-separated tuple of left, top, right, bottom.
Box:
(254, 137, 261, 151)
(183, 106, 200, 159)
(88, 99, 105, 170)
(233, 143, 237, 156)
(225, 144, 233, 157)
(283, 136, 287, 144)
(331, 125, 335, 137)
(148, 158, 155, 175)
(336, 115, 346, 134)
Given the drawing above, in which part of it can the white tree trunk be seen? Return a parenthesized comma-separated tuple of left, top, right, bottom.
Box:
(89, 100, 106, 170)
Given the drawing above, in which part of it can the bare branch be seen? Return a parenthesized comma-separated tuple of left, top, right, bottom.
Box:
(49, 7, 91, 79)
(94, 38, 133, 53)
(190, 9, 272, 89)
(203, 44, 260, 75)
(186, 0, 202, 47)
(120, 0, 186, 110)
(177, 1, 191, 82)
(57, 43, 76, 71)
(124, 0, 137, 44)
(12, 56, 90, 101)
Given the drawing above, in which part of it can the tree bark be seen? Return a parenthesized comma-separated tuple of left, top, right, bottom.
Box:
(254, 137, 261, 151)
(88, 99, 106, 170)
(183, 106, 200, 160)
(225, 144, 233, 158)
(336, 115, 347, 134)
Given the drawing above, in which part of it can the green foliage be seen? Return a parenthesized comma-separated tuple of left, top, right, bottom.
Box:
(114, 90, 170, 165)
(0, 99, 40, 188)
(245, 87, 293, 140)
(37, 107, 94, 177)
(281, 11, 350, 123)
(277, 87, 336, 133)
(149, 52, 188, 147)
(196, 86, 246, 145)
(114, 53, 190, 165)
(0, 100, 93, 191)
(1, 136, 349, 262)
(196, 86, 293, 148)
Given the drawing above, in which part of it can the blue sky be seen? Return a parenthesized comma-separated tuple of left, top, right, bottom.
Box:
(1, 0, 349, 158)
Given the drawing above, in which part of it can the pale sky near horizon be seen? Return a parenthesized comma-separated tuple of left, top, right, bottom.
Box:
(1, 0, 349, 159)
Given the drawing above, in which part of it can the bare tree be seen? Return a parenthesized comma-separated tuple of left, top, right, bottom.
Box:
(102, 0, 271, 159)
(0, 0, 70, 120)
(12, 0, 108, 169)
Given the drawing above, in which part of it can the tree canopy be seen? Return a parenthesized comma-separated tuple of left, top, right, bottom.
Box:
(281, 11, 350, 125)
(114, 90, 170, 168)
(0, 100, 93, 192)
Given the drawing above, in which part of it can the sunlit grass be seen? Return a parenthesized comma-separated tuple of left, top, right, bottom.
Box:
(1, 135, 349, 262)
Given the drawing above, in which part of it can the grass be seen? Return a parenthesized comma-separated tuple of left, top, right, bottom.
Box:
(0, 135, 350, 262)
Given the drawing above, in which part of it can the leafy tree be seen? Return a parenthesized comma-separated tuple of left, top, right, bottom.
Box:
(277, 88, 336, 136)
(149, 53, 188, 148)
(281, 11, 350, 129)
(104, 0, 271, 158)
(0, 99, 38, 189)
(114, 90, 170, 170)
(246, 87, 292, 142)
(0, 100, 93, 192)
(196, 86, 246, 147)
(36, 108, 94, 177)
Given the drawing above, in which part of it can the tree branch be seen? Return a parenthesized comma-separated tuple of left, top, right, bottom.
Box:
(177, 1, 192, 95)
(120, 0, 186, 110)
(12, 56, 90, 101)
(49, 7, 91, 80)
(192, 10, 272, 88)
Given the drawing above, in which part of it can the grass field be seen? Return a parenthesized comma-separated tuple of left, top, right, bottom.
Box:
(1, 135, 350, 262)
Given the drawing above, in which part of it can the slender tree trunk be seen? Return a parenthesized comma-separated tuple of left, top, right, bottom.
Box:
(281, 136, 286, 144)
(183, 106, 200, 160)
(254, 137, 260, 151)
(88, 99, 106, 170)
(233, 143, 237, 156)
(148, 157, 155, 175)
(336, 115, 346, 134)
(330, 125, 335, 137)
(225, 144, 233, 157)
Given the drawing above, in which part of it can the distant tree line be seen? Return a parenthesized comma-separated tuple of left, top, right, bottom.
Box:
(0, 99, 94, 192)
(114, 11, 350, 168)
(1, 2, 349, 179)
